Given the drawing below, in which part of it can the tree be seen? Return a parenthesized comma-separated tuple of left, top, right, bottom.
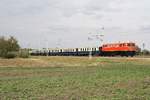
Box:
(0, 36, 20, 58)
(142, 49, 150, 55)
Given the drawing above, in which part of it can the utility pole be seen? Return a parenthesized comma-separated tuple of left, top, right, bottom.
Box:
(88, 32, 93, 60)
(142, 43, 145, 50)
(87, 27, 104, 59)
(44, 33, 49, 56)
(142, 43, 145, 56)
(46, 40, 49, 56)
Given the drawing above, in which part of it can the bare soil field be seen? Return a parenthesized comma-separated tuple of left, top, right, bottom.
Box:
(0, 56, 150, 67)
(0, 56, 150, 99)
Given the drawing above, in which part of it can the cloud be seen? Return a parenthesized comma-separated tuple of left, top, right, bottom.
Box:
(0, 0, 150, 49)
(0, 0, 44, 16)
(139, 25, 150, 34)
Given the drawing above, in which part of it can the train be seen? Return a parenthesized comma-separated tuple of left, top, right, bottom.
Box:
(30, 42, 139, 57)
(100, 42, 139, 57)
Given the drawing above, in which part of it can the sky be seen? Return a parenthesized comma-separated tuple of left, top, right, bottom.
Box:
(0, 0, 150, 49)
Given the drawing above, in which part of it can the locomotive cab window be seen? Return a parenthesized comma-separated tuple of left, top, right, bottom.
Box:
(127, 43, 131, 46)
(132, 43, 135, 46)
(119, 44, 123, 47)
(123, 44, 126, 46)
(103, 45, 107, 47)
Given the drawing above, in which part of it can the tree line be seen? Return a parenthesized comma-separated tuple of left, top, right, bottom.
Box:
(0, 36, 29, 58)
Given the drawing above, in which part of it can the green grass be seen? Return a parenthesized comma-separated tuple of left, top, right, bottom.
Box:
(0, 57, 150, 100)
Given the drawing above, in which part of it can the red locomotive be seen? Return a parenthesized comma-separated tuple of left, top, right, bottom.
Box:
(100, 42, 139, 57)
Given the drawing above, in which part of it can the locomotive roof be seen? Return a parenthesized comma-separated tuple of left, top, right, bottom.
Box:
(102, 42, 135, 45)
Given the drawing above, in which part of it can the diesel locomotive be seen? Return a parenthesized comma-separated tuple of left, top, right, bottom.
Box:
(100, 42, 139, 57)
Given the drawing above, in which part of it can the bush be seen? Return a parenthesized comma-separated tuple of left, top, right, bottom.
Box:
(4, 52, 17, 59)
(19, 50, 29, 58)
(0, 36, 20, 59)
(142, 49, 150, 55)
